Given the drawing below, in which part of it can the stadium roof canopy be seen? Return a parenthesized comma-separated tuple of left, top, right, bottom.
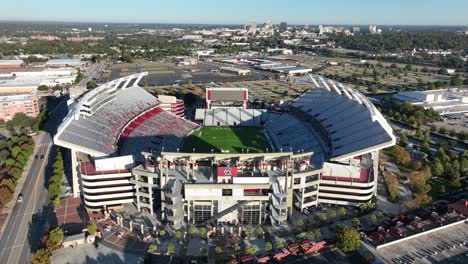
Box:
(290, 74, 396, 161)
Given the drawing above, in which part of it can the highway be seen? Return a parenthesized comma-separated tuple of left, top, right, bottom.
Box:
(0, 97, 68, 264)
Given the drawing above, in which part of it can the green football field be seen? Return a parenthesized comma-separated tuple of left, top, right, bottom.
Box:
(182, 127, 271, 153)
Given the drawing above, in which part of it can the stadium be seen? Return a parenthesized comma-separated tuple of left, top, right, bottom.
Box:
(54, 72, 395, 228)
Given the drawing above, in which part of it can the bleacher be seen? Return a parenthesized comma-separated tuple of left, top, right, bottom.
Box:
(195, 108, 268, 126)
(119, 109, 199, 159)
(55, 86, 160, 155)
(263, 112, 325, 159)
(289, 87, 394, 160)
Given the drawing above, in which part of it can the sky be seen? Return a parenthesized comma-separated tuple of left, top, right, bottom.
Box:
(1, 0, 467, 25)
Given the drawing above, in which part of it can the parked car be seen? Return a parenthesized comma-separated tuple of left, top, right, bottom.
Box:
(17, 193, 23, 203)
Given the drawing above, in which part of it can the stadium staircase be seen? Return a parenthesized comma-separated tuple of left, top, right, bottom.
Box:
(199, 201, 247, 225)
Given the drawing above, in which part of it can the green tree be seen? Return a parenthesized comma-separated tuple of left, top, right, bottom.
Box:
(175, 230, 183, 240)
(200, 247, 207, 255)
(399, 133, 408, 147)
(328, 210, 337, 219)
(264, 242, 273, 252)
(87, 221, 97, 235)
(246, 245, 258, 255)
(338, 207, 347, 217)
(369, 215, 378, 225)
(315, 213, 327, 224)
(256, 226, 264, 236)
(199, 227, 207, 237)
(48, 227, 64, 249)
(86, 80, 97, 89)
(336, 225, 360, 253)
(352, 218, 360, 227)
(276, 240, 285, 249)
(187, 226, 196, 236)
(167, 243, 176, 254)
(215, 246, 223, 254)
(53, 197, 61, 207)
(31, 248, 50, 264)
(148, 244, 157, 252)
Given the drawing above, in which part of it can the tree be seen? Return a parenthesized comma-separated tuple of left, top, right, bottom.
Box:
(384, 174, 400, 200)
(199, 227, 207, 237)
(264, 242, 273, 252)
(175, 230, 183, 240)
(187, 226, 196, 236)
(234, 244, 241, 252)
(256, 226, 264, 236)
(87, 221, 97, 235)
(86, 80, 97, 89)
(37, 85, 49, 92)
(369, 215, 378, 225)
(276, 240, 285, 249)
(31, 248, 50, 264)
(328, 209, 337, 219)
(246, 225, 253, 237)
(306, 231, 316, 240)
(336, 225, 360, 253)
(48, 227, 64, 249)
(399, 133, 408, 147)
(297, 218, 306, 230)
(352, 218, 360, 227)
(438, 68, 449, 75)
(200, 247, 207, 255)
(53, 196, 61, 207)
(167, 243, 176, 254)
(215, 246, 223, 254)
(315, 213, 327, 224)
(246, 245, 258, 255)
(338, 207, 347, 217)
(148, 244, 157, 252)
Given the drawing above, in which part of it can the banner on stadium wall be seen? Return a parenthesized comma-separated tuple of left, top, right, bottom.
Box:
(217, 167, 238, 177)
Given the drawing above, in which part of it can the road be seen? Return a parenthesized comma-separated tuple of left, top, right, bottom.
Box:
(0, 96, 69, 264)
(77, 63, 107, 88)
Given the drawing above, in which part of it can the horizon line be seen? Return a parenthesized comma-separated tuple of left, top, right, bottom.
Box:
(0, 19, 467, 27)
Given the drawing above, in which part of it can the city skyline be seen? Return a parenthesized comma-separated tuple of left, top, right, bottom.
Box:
(1, 0, 467, 26)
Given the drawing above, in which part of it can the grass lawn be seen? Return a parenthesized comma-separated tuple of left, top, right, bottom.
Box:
(182, 126, 271, 153)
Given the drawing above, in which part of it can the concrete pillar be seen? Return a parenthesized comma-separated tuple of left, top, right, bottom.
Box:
(71, 150, 80, 198)
(140, 224, 144, 234)
(221, 226, 224, 235)
(129, 221, 133, 231)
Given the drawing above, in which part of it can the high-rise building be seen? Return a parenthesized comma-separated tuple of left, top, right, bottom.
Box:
(279, 22, 288, 31)
(247, 21, 257, 34)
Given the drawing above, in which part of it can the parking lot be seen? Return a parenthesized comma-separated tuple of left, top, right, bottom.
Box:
(375, 221, 468, 263)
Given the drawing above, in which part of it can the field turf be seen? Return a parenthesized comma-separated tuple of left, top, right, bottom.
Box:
(182, 126, 271, 153)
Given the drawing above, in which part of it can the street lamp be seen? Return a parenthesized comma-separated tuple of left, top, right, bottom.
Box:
(177, 148, 179, 153)
(211, 149, 214, 154)
(280, 148, 283, 152)
(193, 148, 195, 153)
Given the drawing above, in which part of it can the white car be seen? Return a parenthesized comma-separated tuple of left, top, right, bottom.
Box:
(17, 194, 23, 203)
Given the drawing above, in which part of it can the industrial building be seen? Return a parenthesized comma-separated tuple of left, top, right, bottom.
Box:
(393, 88, 468, 116)
(220, 67, 251, 76)
(54, 73, 395, 228)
